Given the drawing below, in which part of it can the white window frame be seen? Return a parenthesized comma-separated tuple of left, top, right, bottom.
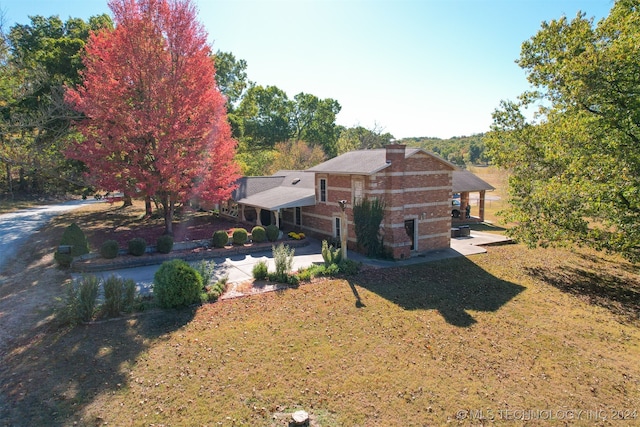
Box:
(319, 178, 327, 203)
(333, 216, 341, 238)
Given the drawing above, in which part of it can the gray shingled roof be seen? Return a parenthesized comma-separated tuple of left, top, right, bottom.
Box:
(307, 147, 455, 174)
(233, 171, 316, 210)
(453, 170, 494, 193)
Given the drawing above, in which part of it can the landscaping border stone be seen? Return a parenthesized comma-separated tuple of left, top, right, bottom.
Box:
(71, 239, 310, 273)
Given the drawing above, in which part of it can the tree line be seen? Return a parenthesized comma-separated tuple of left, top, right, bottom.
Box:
(0, 4, 489, 202)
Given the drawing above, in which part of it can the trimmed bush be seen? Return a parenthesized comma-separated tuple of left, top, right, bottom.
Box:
(128, 237, 147, 256)
(212, 230, 229, 248)
(232, 228, 248, 245)
(55, 223, 90, 267)
(252, 260, 268, 280)
(153, 259, 203, 309)
(266, 224, 280, 242)
(102, 275, 136, 317)
(100, 239, 120, 259)
(251, 226, 267, 243)
(156, 235, 174, 254)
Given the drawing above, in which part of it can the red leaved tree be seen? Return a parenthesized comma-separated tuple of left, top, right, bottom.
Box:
(65, 0, 240, 235)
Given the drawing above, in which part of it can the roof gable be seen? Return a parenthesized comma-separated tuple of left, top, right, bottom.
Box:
(308, 147, 456, 175)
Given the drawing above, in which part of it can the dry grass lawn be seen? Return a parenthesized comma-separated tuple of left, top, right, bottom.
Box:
(0, 179, 639, 425)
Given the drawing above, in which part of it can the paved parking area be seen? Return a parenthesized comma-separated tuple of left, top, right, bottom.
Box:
(74, 231, 510, 296)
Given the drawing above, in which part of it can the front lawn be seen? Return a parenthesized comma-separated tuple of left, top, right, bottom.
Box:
(1, 229, 638, 425)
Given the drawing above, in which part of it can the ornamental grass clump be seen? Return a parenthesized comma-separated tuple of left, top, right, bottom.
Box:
(57, 275, 99, 325)
(272, 243, 294, 283)
(102, 275, 136, 317)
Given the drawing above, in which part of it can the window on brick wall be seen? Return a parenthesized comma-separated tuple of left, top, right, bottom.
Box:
(319, 178, 327, 202)
(295, 207, 301, 226)
(353, 179, 363, 204)
(334, 216, 341, 238)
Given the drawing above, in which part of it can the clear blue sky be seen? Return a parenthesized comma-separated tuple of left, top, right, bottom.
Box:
(2, 0, 613, 139)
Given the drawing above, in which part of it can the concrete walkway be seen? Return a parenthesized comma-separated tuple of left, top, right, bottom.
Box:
(76, 231, 511, 297)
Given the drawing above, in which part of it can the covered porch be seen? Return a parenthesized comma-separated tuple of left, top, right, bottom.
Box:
(452, 170, 495, 224)
(229, 171, 317, 230)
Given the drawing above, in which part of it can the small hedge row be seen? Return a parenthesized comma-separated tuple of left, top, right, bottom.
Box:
(98, 236, 173, 260)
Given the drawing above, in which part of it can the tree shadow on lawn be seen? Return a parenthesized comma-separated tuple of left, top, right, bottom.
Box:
(349, 257, 525, 327)
(0, 302, 196, 426)
(525, 262, 640, 324)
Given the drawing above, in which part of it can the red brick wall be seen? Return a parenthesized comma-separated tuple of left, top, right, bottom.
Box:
(298, 146, 454, 259)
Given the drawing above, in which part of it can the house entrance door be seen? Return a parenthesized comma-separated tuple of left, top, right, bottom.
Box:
(404, 219, 415, 251)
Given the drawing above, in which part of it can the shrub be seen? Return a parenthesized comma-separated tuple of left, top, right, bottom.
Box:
(102, 275, 137, 317)
(251, 226, 266, 243)
(128, 237, 147, 256)
(156, 235, 174, 254)
(272, 243, 295, 282)
(202, 276, 228, 303)
(252, 260, 269, 280)
(153, 259, 203, 309)
(100, 240, 120, 259)
(232, 228, 248, 245)
(57, 275, 99, 325)
(212, 230, 229, 248)
(353, 197, 386, 257)
(55, 223, 90, 267)
(266, 224, 280, 242)
(322, 240, 342, 267)
(193, 259, 216, 286)
(337, 259, 360, 276)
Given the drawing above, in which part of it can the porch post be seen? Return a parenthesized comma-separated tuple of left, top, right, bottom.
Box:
(240, 204, 246, 222)
(275, 210, 280, 228)
(256, 208, 262, 226)
(479, 190, 486, 221)
(339, 200, 348, 260)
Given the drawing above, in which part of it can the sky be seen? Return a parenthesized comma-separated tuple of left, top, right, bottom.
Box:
(2, 0, 614, 139)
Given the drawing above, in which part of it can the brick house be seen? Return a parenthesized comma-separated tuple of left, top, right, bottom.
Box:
(228, 144, 461, 259)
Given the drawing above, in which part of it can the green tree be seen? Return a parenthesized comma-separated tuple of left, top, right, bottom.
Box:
(1, 14, 112, 196)
(336, 124, 394, 155)
(290, 92, 341, 157)
(485, 1, 640, 261)
(236, 85, 292, 150)
(213, 50, 250, 112)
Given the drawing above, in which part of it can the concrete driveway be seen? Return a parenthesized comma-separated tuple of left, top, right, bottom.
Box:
(0, 200, 98, 271)
(77, 231, 511, 296)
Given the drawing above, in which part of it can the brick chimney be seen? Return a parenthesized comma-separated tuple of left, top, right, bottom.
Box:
(385, 143, 406, 165)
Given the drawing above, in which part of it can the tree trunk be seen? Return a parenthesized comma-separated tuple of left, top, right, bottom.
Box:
(5, 163, 13, 200)
(162, 194, 174, 236)
(145, 195, 153, 216)
(18, 167, 26, 192)
(122, 194, 133, 207)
